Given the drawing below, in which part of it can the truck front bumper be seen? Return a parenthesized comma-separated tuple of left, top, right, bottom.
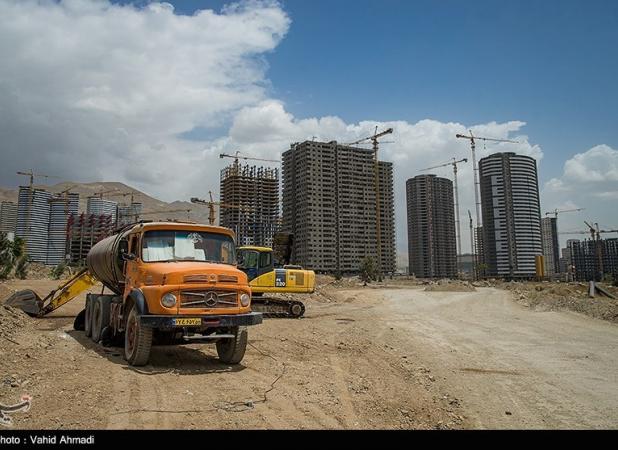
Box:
(140, 312, 263, 329)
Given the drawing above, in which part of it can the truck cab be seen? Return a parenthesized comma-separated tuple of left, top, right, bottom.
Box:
(85, 222, 262, 366)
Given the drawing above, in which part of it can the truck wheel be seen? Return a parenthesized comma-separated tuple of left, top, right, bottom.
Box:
(216, 326, 248, 365)
(73, 309, 86, 331)
(91, 296, 111, 343)
(124, 304, 152, 366)
(84, 296, 94, 337)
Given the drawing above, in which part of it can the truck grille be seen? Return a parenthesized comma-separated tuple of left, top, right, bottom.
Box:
(179, 290, 238, 308)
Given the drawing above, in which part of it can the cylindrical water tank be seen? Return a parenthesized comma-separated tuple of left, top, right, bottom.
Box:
(86, 231, 129, 294)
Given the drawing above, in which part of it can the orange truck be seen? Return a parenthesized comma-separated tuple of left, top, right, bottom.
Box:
(8, 222, 263, 366)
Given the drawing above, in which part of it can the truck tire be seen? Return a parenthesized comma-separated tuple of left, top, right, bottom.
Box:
(91, 296, 111, 343)
(216, 326, 248, 365)
(124, 304, 152, 366)
(73, 309, 86, 331)
(84, 296, 94, 337)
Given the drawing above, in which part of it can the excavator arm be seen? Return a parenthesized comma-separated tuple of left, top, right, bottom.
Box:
(5, 269, 98, 317)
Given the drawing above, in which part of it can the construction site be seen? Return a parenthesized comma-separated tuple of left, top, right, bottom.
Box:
(0, 136, 617, 430)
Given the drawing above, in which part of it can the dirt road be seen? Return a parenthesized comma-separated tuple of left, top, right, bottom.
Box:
(0, 280, 461, 430)
(372, 287, 618, 429)
(1, 281, 616, 429)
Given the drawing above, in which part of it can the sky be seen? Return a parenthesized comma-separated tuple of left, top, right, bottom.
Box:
(0, 0, 617, 266)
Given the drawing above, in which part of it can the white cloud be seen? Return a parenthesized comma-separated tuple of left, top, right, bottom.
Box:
(0, 0, 290, 192)
(541, 144, 618, 244)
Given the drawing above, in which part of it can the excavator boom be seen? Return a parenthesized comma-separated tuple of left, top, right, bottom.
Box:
(6, 269, 98, 317)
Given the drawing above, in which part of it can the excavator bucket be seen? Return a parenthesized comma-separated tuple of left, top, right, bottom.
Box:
(4, 289, 44, 317)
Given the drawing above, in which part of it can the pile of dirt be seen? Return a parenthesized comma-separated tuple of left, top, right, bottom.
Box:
(0, 304, 31, 341)
(425, 279, 476, 292)
(502, 282, 618, 323)
(24, 263, 51, 280)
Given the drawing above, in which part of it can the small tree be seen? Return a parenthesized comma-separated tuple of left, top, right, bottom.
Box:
(14, 255, 29, 280)
(359, 256, 377, 285)
(0, 234, 25, 280)
(51, 262, 67, 280)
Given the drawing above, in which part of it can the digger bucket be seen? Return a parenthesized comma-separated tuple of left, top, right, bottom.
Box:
(4, 290, 45, 317)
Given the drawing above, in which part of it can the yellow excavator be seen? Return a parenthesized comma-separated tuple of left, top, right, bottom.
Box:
(237, 245, 315, 318)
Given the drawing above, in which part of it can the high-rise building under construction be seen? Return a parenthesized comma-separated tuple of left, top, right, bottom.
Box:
(479, 152, 542, 279)
(406, 175, 457, 278)
(219, 161, 280, 247)
(282, 140, 395, 274)
(541, 216, 560, 276)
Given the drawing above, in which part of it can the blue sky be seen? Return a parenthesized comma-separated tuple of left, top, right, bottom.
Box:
(144, 0, 618, 183)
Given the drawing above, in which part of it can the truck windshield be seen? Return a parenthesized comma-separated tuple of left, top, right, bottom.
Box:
(141, 230, 236, 264)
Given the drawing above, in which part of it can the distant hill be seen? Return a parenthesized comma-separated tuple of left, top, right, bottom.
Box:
(0, 181, 213, 225)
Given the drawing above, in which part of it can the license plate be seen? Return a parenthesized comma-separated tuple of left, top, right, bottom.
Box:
(174, 318, 201, 326)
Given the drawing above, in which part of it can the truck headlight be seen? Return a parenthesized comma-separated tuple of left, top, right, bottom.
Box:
(161, 293, 177, 308)
(240, 293, 250, 307)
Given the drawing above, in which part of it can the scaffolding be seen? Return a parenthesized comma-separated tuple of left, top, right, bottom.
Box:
(569, 238, 618, 282)
(220, 162, 280, 247)
(67, 213, 115, 264)
(47, 193, 79, 265)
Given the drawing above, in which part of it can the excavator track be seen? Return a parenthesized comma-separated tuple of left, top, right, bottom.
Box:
(250, 297, 305, 319)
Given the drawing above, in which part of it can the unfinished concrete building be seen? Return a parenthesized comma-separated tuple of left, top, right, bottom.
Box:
(67, 213, 116, 264)
(47, 193, 79, 265)
(568, 238, 618, 282)
(220, 162, 280, 247)
(282, 140, 395, 274)
(0, 201, 17, 235)
(117, 202, 143, 228)
(479, 152, 543, 279)
(406, 175, 457, 278)
(541, 217, 560, 276)
(86, 197, 117, 225)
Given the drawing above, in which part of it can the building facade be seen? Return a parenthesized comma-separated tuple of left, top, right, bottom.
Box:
(15, 187, 52, 263)
(282, 140, 395, 274)
(117, 202, 143, 228)
(406, 175, 457, 278)
(479, 152, 543, 279)
(568, 238, 618, 282)
(0, 201, 17, 236)
(86, 197, 117, 225)
(541, 216, 560, 276)
(220, 162, 280, 247)
(47, 193, 79, 265)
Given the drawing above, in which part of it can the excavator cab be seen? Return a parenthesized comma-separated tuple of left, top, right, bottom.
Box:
(237, 247, 274, 282)
(236, 245, 315, 318)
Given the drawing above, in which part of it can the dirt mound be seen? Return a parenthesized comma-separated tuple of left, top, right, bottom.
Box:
(425, 279, 476, 292)
(0, 304, 31, 341)
(25, 263, 51, 280)
(501, 282, 618, 323)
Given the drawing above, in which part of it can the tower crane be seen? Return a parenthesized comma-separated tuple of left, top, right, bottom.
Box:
(16, 170, 62, 189)
(219, 151, 281, 164)
(139, 208, 192, 221)
(55, 185, 79, 215)
(190, 193, 254, 226)
(345, 127, 394, 281)
(455, 131, 519, 228)
(420, 157, 468, 257)
(92, 189, 120, 199)
(545, 207, 585, 218)
(106, 191, 136, 205)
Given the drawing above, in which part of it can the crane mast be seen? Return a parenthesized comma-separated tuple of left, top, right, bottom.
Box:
(420, 157, 468, 258)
